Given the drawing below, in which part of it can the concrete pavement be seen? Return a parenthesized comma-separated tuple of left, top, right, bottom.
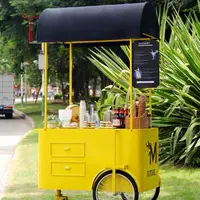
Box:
(0, 112, 32, 198)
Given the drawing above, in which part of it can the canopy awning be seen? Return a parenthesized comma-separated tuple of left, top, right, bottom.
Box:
(37, 2, 159, 43)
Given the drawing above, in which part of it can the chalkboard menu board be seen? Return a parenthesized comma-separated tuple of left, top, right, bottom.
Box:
(133, 40, 159, 88)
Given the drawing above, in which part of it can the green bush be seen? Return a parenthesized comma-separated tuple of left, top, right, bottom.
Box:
(89, 96, 100, 103)
(88, 5, 200, 166)
(54, 94, 63, 100)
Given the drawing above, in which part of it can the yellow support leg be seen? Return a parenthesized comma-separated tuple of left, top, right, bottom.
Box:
(55, 190, 68, 200)
(112, 131, 117, 195)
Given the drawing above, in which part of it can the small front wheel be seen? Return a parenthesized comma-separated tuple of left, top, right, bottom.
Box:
(92, 170, 139, 200)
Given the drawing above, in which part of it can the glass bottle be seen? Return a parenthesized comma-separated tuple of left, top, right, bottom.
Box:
(79, 100, 86, 128)
(125, 108, 129, 117)
(94, 111, 99, 128)
(90, 104, 94, 122)
(119, 108, 125, 128)
(112, 108, 121, 128)
(84, 110, 90, 122)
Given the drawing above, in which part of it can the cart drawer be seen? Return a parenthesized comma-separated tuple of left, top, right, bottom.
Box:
(51, 162, 85, 176)
(50, 143, 85, 157)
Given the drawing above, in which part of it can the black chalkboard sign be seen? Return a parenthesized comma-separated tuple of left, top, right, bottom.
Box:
(133, 40, 159, 88)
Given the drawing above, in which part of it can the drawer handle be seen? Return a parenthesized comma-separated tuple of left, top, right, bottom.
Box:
(64, 146, 71, 151)
(65, 166, 71, 170)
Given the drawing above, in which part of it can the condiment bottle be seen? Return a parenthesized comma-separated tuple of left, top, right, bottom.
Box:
(125, 108, 129, 117)
(119, 108, 125, 128)
(112, 108, 121, 128)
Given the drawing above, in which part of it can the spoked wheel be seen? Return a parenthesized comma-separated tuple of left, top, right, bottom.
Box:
(92, 170, 139, 200)
(139, 186, 160, 200)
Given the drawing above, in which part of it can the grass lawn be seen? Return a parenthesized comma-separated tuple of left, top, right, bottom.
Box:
(1, 102, 200, 199)
(14, 101, 67, 128)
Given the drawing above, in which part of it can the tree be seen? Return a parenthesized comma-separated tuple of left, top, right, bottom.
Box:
(0, 0, 197, 101)
(26, 61, 42, 102)
(48, 44, 69, 103)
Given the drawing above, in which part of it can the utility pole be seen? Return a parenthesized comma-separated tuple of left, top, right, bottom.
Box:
(39, 43, 45, 116)
(20, 63, 24, 107)
(24, 61, 30, 103)
(25, 72, 27, 103)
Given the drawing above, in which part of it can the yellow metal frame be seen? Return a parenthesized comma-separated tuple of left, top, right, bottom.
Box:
(44, 42, 48, 129)
(41, 38, 157, 197)
(69, 43, 73, 105)
(43, 38, 152, 125)
(129, 39, 133, 130)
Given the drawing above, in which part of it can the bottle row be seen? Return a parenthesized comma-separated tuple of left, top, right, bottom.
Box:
(58, 95, 151, 129)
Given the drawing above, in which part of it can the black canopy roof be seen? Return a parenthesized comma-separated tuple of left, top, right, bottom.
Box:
(37, 2, 159, 43)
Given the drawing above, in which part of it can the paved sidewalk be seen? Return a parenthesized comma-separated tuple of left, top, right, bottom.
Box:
(0, 111, 33, 199)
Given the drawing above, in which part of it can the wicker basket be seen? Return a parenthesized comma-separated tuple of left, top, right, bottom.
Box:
(125, 112, 151, 129)
(47, 123, 57, 129)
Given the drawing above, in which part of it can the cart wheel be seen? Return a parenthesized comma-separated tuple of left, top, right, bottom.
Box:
(92, 170, 139, 200)
(139, 186, 160, 200)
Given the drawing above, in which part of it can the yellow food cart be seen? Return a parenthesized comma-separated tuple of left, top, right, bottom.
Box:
(37, 2, 160, 200)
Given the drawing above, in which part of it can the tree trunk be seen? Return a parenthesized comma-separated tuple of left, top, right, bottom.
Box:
(80, 70, 84, 97)
(74, 79, 80, 102)
(60, 75, 66, 103)
(93, 78, 97, 96)
(85, 73, 89, 101)
(35, 84, 42, 104)
(74, 66, 81, 102)
(80, 68, 86, 99)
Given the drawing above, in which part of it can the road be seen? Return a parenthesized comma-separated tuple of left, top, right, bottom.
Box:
(0, 112, 32, 194)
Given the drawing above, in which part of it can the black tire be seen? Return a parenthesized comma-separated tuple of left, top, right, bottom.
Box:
(92, 170, 139, 200)
(151, 186, 160, 200)
(5, 113, 13, 119)
(139, 186, 160, 200)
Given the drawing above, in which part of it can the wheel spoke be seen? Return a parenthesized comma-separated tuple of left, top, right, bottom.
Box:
(93, 171, 138, 200)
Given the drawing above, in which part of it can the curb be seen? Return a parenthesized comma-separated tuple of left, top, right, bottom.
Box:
(14, 109, 35, 129)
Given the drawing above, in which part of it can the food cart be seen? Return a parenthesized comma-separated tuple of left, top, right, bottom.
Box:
(37, 2, 160, 200)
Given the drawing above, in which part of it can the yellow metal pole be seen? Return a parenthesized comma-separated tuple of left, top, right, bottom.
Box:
(63, 37, 150, 45)
(149, 88, 152, 115)
(112, 131, 116, 194)
(69, 43, 73, 105)
(44, 42, 48, 129)
(129, 39, 133, 130)
(56, 190, 62, 196)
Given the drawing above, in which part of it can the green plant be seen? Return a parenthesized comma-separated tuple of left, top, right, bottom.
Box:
(152, 4, 200, 165)
(88, 47, 146, 115)
(46, 115, 61, 126)
(88, 2, 200, 166)
(54, 94, 63, 100)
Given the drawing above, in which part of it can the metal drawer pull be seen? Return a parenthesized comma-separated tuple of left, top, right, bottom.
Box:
(65, 166, 71, 170)
(64, 146, 71, 151)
